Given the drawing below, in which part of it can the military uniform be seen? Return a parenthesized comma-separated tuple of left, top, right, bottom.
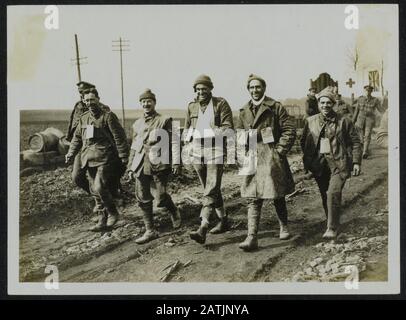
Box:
(128, 107, 181, 244)
(301, 89, 362, 238)
(352, 94, 384, 157)
(67, 81, 112, 194)
(68, 105, 129, 230)
(236, 92, 296, 251)
(187, 75, 234, 244)
(334, 99, 353, 119)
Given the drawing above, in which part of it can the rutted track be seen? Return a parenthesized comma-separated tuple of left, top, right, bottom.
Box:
(19, 145, 388, 283)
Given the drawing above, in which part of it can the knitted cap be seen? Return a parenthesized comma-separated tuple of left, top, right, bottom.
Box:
(139, 88, 156, 102)
(193, 74, 214, 90)
(247, 74, 266, 89)
(316, 86, 336, 103)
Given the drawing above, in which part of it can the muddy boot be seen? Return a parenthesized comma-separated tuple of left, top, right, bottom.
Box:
(279, 224, 291, 240)
(93, 198, 104, 214)
(136, 204, 159, 244)
(89, 210, 108, 232)
(322, 228, 337, 239)
(190, 206, 211, 244)
(106, 206, 119, 228)
(189, 223, 209, 244)
(169, 208, 182, 229)
(209, 207, 229, 234)
(239, 206, 260, 251)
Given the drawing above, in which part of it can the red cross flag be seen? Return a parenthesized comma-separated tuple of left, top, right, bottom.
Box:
(368, 70, 380, 91)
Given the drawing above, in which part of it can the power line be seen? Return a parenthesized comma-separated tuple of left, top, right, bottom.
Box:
(112, 37, 130, 128)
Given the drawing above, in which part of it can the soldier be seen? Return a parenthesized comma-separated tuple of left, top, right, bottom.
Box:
(66, 88, 129, 231)
(352, 85, 385, 159)
(301, 87, 362, 239)
(334, 94, 353, 119)
(235, 74, 296, 252)
(127, 89, 182, 244)
(305, 87, 319, 117)
(67, 81, 112, 195)
(186, 74, 234, 244)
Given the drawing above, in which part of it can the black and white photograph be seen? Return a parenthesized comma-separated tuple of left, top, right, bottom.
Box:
(6, 3, 400, 295)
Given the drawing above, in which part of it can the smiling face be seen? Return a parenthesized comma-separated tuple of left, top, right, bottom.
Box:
(318, 96, 334, 117)
(248, 79, 266, 101)
(83, 92, 100, 113)
(141, 98, 156, 115)
(195, 83, 212, 103)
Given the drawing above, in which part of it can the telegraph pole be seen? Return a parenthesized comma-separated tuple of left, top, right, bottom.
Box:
(71, 34, 87, 82)
(112, 37, 130, 127)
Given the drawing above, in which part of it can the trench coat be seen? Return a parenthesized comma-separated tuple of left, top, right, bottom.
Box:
(235, 96, 296, 199)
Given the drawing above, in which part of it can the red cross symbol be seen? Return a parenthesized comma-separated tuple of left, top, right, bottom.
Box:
(346, 78, 355, 88)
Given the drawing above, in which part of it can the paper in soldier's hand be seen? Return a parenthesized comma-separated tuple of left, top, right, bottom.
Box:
(261, 127, 275, 143)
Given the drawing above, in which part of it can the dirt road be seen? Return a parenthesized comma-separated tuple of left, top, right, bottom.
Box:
(19, 142, 388, 283)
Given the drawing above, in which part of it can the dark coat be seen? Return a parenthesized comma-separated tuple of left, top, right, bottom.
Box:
(300, 112, 362, 179)
(67, 101, 111, 141)
(68, 106, 129, 168)
(235, 96, 296, 199)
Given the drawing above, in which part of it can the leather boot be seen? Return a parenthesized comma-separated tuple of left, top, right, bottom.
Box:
(190, 206, 211, 244)
(136, 204, 159, 244)
(189, 223, 208, 244)
(169, 208, 182, 229)
(279, 224, 291, 240)
(89, 210, 108, 232)
(209, 207, 229, 234)
(239, 206, 260, 251)
(93, 197, 104, 214)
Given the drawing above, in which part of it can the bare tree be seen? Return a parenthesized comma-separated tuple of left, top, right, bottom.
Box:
(346, 45, 359, 71)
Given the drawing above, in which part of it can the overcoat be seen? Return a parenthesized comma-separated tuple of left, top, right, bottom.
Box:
(236, 96, 296, 199)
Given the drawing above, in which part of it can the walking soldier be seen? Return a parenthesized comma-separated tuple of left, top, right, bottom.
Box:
(236, 74, 296, 251)
(186, 74, 234, 244)
(67, 81, 112, 196)
(352, 85, 385, 159)
(66, 88, 129, 231)
(301, 87, 362, 239)
(127, 89, 182, 244)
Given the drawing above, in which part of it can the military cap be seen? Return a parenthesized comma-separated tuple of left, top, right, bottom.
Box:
(193, 74, 214, 90)
(364, 84, 374, 90)
(77, 81, 95, 93)
(316, 86, 336, 103)
(139, 88, 156, 102)
(247, 74, 266, 89)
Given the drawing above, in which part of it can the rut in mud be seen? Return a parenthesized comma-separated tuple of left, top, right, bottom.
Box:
(19, 143, 388, 283)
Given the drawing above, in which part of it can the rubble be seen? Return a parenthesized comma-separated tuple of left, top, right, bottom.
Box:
(291, 235, 387, 282)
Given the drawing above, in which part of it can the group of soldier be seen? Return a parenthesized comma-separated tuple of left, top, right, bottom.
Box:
(64, 74, 386, 251)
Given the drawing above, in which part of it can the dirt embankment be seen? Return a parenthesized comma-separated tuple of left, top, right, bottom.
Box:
(19, 143, 388, 283)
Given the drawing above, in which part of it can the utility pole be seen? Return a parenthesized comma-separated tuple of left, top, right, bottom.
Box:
(112, 37, 130, 128)
(71, 34, 87, 82)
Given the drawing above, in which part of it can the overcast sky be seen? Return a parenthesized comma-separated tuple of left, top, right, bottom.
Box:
(7, 4, 398, 110)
